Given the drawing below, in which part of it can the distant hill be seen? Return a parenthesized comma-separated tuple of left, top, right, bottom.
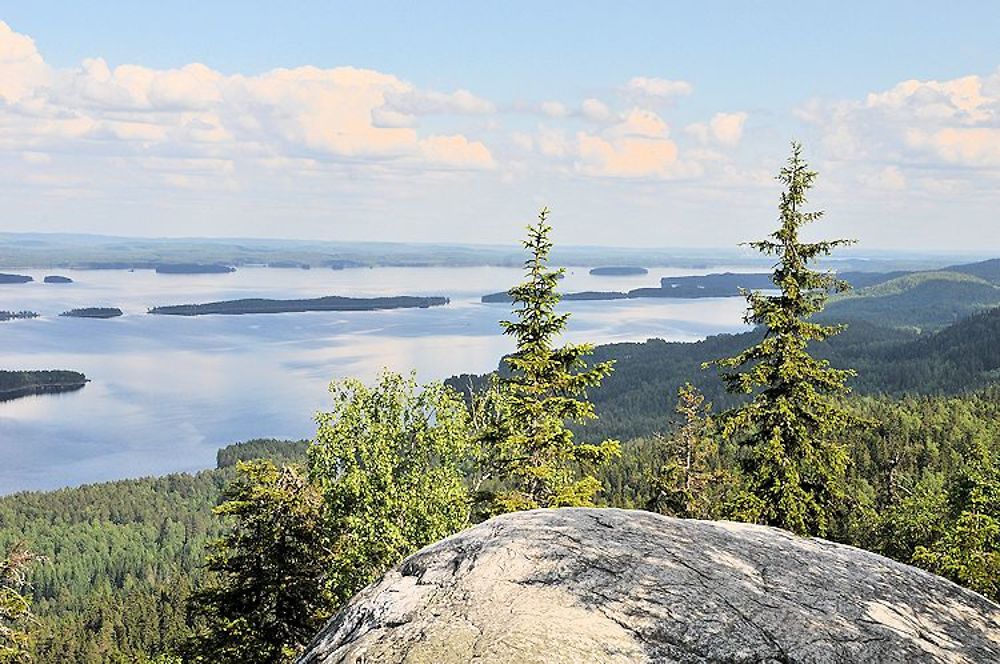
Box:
(822, 271, 1000, 331)
(945, 257, 1000, 282)
(155, 263, 236, 274)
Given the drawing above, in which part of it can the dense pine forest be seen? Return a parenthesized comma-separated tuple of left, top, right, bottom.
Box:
(3, 386, 1000, 661)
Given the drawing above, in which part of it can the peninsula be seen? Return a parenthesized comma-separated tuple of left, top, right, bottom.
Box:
(148, 295, 449, 316)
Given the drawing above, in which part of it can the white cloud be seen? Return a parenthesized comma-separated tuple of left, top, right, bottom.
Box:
(625, 76, 693, 99)
(574, 108, 700, 179)
(872, 165, 907, 191)
(686, 112, 747, 147)
(800, 68, 1000, 168)
(0, 20, 49, 102)
(540, 100, 569, 118)
(580, 98, 615, 123)
(0, 21, 495, 173)
(381, 88, 495, 117)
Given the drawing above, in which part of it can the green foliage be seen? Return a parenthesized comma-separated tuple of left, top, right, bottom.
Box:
(216, 439, 309, 469)
(650, 384, 731, 519)
(309, 371, 472, 604)
(491, 208, 619, 511)
(0, 439, 306, 663)
(912, 442, 1000, 600)
(186, 461, 334, 664)
(710, 143, 857, 536)
(1, 544, 40, 664)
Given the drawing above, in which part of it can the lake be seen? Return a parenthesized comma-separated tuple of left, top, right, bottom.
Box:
(0, 265, 752, 494)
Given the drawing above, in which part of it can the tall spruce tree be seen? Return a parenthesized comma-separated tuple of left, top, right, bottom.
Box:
(709, 142, 856, 536)
(494, 208, 619, 511)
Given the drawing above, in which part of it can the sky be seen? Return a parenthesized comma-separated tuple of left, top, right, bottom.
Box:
(1, 2, 999, 250)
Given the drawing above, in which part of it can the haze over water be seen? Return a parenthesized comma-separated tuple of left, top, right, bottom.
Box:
(0, 265, 752, 494)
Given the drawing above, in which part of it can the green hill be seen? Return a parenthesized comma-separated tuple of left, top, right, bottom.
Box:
(821, 271, 1000, 331)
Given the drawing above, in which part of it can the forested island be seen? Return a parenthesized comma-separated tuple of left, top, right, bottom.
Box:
(155, 263, 236, 274)
(43, 275, 73, 283)
(589, 266, 649, 276)
(0, 310, 38, 322)
(0, 272, 33, 283)
(0, 370, 87, 402)
(60, 307, 123, 319)
(148, 295, 449, 316)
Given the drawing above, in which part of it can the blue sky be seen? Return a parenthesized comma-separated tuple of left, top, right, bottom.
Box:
(1, 2, 999, 249)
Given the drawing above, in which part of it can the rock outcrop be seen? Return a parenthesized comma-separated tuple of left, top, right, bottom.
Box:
(299, 508, 1000, 664)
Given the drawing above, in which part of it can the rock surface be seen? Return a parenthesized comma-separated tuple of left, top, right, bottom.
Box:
(299, 508, 1000, 664)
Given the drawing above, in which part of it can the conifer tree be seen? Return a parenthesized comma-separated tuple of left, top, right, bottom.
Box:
(186, 461, 335, 664)
(493, 208, 619, 511)
(913, 440, 1000, 600)
(651, 383, 723, 519)
(1, 544, 41, 664)
(709, 142, 856, 536)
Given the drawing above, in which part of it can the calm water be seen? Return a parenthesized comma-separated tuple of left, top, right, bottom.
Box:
(0, 265, 751, 494)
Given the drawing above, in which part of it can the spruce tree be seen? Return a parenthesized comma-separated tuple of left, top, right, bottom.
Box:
(710, 142, 856, 536)
(494, 208, 619, 511)
(651, 383, 723, 519)
(186, 461, 335, 664)
(913, 440, 1000, 600)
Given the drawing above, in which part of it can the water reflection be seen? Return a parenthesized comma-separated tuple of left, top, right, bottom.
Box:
(0, 266, 752, 493)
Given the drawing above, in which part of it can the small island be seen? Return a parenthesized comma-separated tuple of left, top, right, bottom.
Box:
(44, 275, 74, 283)
(61, 307, 124, 319)
(0, 370, 88, 402)
(148, 295, 449, 316)
(155, 263, 236, 274)
(0, 310, 39, 322)
(589, 266, 649, 276)
(0, 273, 33, 284)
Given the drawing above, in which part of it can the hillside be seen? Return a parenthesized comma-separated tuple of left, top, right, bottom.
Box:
(823, 271, 1000, 331)
(451, 304, 1000, 443)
